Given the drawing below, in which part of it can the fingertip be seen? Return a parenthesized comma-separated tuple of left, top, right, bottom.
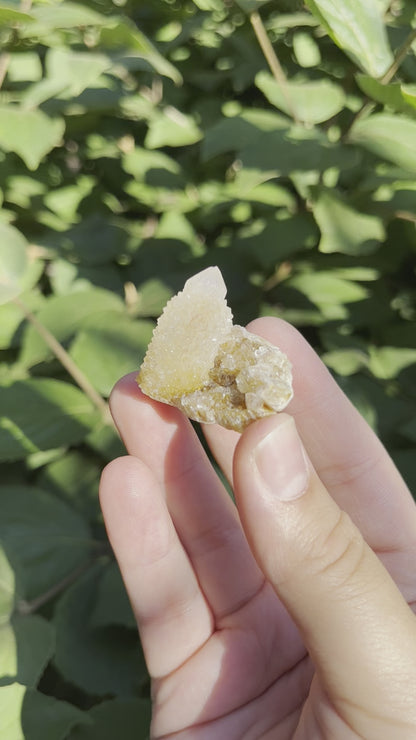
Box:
(246, 316, 303, 352)
(99, 454, 153, 517)
(109, 371, 144, 412)
(236, 411, 294, 451)
(109, 371, 189, 450)
(100, 453, 143, 492)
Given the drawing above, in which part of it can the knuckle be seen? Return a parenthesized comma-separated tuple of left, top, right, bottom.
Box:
(301, 509, 367, 591)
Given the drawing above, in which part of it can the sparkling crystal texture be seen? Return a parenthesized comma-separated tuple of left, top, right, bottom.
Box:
(137, 267, 293, 432)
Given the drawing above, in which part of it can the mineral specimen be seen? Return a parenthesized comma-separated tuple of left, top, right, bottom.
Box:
(137, 267, 293, 432)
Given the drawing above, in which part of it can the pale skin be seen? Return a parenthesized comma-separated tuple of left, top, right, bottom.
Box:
(100, 317, 416, 739)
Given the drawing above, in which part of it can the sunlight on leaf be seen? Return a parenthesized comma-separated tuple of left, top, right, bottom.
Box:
(305, 0, 393, 77)
(0, 224, 30, 305)
(350, 114, 416, 173)
(0, 106, 64, 171)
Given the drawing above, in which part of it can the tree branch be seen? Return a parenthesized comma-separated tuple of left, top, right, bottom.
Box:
(348, 28, 416, 130)
(381, 28, 416, 85)
(13, 296, 112, 423)
(250, 11, 301, 125)
(0, 52, 10, 89)
(17, 551, 108, 615)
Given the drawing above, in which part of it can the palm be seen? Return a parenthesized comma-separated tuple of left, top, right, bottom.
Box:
(151, 576, 311, 738)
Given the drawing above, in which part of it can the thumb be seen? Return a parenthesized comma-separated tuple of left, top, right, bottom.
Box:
(233, 414, 416, 733)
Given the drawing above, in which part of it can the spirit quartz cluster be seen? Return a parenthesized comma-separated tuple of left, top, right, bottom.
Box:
(137, 267, 293, 432)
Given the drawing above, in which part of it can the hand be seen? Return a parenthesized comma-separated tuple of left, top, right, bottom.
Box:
(100, 317, 416, 739)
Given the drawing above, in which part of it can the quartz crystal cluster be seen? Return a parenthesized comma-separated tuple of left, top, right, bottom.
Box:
(137, 267, 293, 432)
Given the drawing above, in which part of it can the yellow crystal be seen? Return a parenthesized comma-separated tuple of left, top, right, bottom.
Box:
(137, 267, 293, 432)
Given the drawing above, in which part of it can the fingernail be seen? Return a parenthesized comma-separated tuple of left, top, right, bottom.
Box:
(254, 417, 310, 501)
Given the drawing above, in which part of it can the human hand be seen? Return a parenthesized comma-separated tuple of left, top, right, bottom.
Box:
(100, 317, 416, 739)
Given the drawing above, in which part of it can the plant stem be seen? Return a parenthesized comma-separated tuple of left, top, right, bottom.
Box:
(16, 553, 107, 615)
(381, 28, 416, 84)
(0, 52, 10, 89)
(13, 296, 111, 422)
(249, 10, 301, 125)
(348, 28, 416, 131)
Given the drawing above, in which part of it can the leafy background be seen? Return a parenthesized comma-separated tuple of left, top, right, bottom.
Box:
(1, 0, 416, 737)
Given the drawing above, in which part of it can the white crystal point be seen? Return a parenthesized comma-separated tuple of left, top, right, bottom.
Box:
(138, 266, 233, 400)
(137, 266, 293, 432)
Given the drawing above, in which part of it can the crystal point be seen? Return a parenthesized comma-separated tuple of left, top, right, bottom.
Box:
(137, 267, 293, 431)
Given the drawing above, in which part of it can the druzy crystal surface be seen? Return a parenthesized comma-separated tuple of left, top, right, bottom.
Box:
(137, 267, 293, 432)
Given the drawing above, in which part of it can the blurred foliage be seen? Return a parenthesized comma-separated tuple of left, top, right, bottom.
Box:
(0, 0, 416, 736)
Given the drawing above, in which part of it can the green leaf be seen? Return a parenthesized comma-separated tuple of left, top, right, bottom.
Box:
(349, 114, 416, 174)
(0, 484, 92, 600)
(39, 450, 101, 522)
(304, 0, 393, 77)
(30, 2, 108, 29)
(256, 72, 345, 124)
(191, 0, 223, 9)
(292, 31, 321, 68)
(400, 417, 416, 444)
(0, 106, 65, 171)
(368, 347, 416, 380)
(134, 279, 174, 318)
(322, 348, 368, 375)
(21, 79, 73, 110)
(202, 108, 289, 160)
(124, 180, 196, 214)
(85, 423, 126, 463)
(21, 688, 90, 740)
(0, 223, 28, 305)
(241, 126, 359, 176)
(4, 175, 46, 210)
(267, 12, 320, 30)
(0, 681, 25, 740)
(47, 259, 124, 297)
(41, 216, 132, 267)
(7, 53, 42, 83)
(91, 562, 136, 630)
(0, 615, 54, 688)
(122, 146, 183, 184)
(0, 546, 15, 622)
(204, 111, 360, 176)
(392, 449, 416, 497)
(0, 291, 43, 350)
(312, 189, 385, 255)
(43, 177, 96, 224)
(145, 109, 203, 148)
(99, 19, 181, 84)
(156, 211, 204, 256)
(68, 698, 151, 740)
(22, 47, 112, 108)
(0, 683, 89, 740)
(0, 379, 98, 461)
(0, 6, 34, 24)
(69, 314, 154, 396)
(225, 169, 297, 209)
(20, 288, 124, 368)
(287, 271, 368, 319)
(54, 566, 147, 696)
(234, 0, 272, 12)
(47, 48, 110, 98)
(401, 84, 416, 110)
(355, 74, 415, 114)
(233, 214, 318, 269)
